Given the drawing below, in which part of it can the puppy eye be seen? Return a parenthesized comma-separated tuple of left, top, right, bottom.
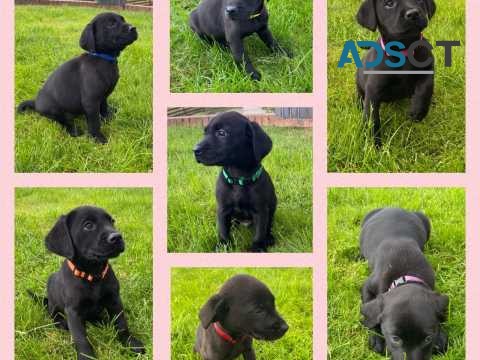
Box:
(83, 221, 96, 231)
(384, 0, 396, 8)
(108, 20, 116, 27)
(390, 335, 403, 346)
(216, 129, 227, 137)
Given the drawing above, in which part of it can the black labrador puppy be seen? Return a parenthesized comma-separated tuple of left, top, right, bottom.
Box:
(195, 274, 288, 360)
(360, 208, 449, 360)
(193, 111, 277, 252)
(356, 0, 436, 147)
(29, 206, 145, 360)
(17, 12, 138, 144)
(189, 0, 291, 80)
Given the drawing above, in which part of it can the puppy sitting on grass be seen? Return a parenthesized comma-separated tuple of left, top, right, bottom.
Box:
(195, 274, 289, 360)
(28, 206, 145, 360)
(17, 13, 138, 144)
(356, 0, 436, 147)
(189, 0, 292, 80)
(193, 111, 277, 252)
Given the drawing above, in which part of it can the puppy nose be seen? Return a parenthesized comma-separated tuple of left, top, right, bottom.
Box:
(225, 5, 238, 14)
(107, 232, 122, 244)
(129, 25, 136, 32)
(193, 144, 203, 156)
(405, 8, 420, 20)
(279, 322, 289, 333)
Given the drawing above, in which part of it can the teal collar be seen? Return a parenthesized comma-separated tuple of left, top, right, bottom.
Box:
(222, 166, 263, 186)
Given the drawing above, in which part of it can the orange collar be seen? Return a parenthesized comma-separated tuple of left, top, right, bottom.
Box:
(67, 260, 109, 282)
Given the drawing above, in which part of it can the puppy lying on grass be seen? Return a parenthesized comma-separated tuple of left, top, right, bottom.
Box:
(360, 207, 448, 360)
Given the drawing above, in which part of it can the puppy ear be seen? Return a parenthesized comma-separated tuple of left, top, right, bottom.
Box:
(80, 21, 96, 52)
(45, 215, 75, 259)
(199, 294, 228, 329)
(434, 293, 449, 322)
(247, 121, 272, 163)
(357, 0, 377, 31)
(425, 0, 436, 19)
(361, 296, 383, 328)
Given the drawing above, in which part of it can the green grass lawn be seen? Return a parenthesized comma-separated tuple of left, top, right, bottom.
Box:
(167, 125, 313, 253)
(327, 188, 465, 359)
(171, 268, 313, 359)
(170, 0, 312, 93)
(15, 188, 153, 360)
(15, 6, 152, 173)
(327, 0, 465, 172)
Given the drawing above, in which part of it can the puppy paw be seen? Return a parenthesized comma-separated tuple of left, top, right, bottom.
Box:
(67, 126, 83, 137)
(265, 234, 275, 247)
(408, 108, 428, 122)
(93, 133, 108, 144)
(100, 106, 117, 121)
(433, 330, 448, 354)
(368, 334, 386, 354)
(250, 70, 261, 81)
(126, 336, 146, 354)
(248, 243, 268, 252)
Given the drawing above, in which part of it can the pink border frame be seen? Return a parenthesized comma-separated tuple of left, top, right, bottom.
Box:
(0, 0, 478, 359)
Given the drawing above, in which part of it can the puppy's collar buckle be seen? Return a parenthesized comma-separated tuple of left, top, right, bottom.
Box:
(213, 322, 248, 345)
(67, 260, 109, 282)
(389, 275, 429, 291)
(87, 52, 118, 64)
(222, 166, 263, 186)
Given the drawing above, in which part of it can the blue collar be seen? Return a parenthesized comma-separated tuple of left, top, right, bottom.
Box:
(87, 52, 118, 64)
(222, 166, 263, 186)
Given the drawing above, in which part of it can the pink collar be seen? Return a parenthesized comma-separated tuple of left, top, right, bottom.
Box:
(379, 34, 423, 57)
(213, 322, 248, 345)
(389, 275, 429, 291)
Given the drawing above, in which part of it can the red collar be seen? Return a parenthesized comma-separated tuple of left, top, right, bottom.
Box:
(213, 322, 248, 345)
(379, 34, 423, 57)
(67, 260, 109, 282)
(389, 275, 429, 291)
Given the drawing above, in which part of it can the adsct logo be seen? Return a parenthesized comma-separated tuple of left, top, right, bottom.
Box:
(337, 40, 460, 74)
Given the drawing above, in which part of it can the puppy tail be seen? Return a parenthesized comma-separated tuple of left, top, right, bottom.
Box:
(27, 289, 48, 308)
(17, 100, 36, 113)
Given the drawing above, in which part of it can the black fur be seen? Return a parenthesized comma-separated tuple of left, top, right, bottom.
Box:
(17, 12, 137, 143)
(194, 274, 288, 359)
(356, 0, 436, 147)
(360, 208, 449, 360)
(189, 0, 292, 80)
(193, 111, 277, 252)
(31, 206, 145, 360)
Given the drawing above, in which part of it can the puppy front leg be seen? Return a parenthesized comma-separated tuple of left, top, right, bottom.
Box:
(243, 347, 256, 360)
(82, 100, 107, 144)
(64, 307, 95, 360)
(217, 207, 232, 245)
(409, 75, 433, 122)
(363, 93, 382, 148)
(228, 36, 261, 81)
(100, 99, 115, 121)
(106, 297, 146, 354)
(250, 209, 269, 252)
(257, 27, 292, 57)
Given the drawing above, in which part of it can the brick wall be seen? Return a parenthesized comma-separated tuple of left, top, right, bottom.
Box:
(168, 114, 313, 128)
